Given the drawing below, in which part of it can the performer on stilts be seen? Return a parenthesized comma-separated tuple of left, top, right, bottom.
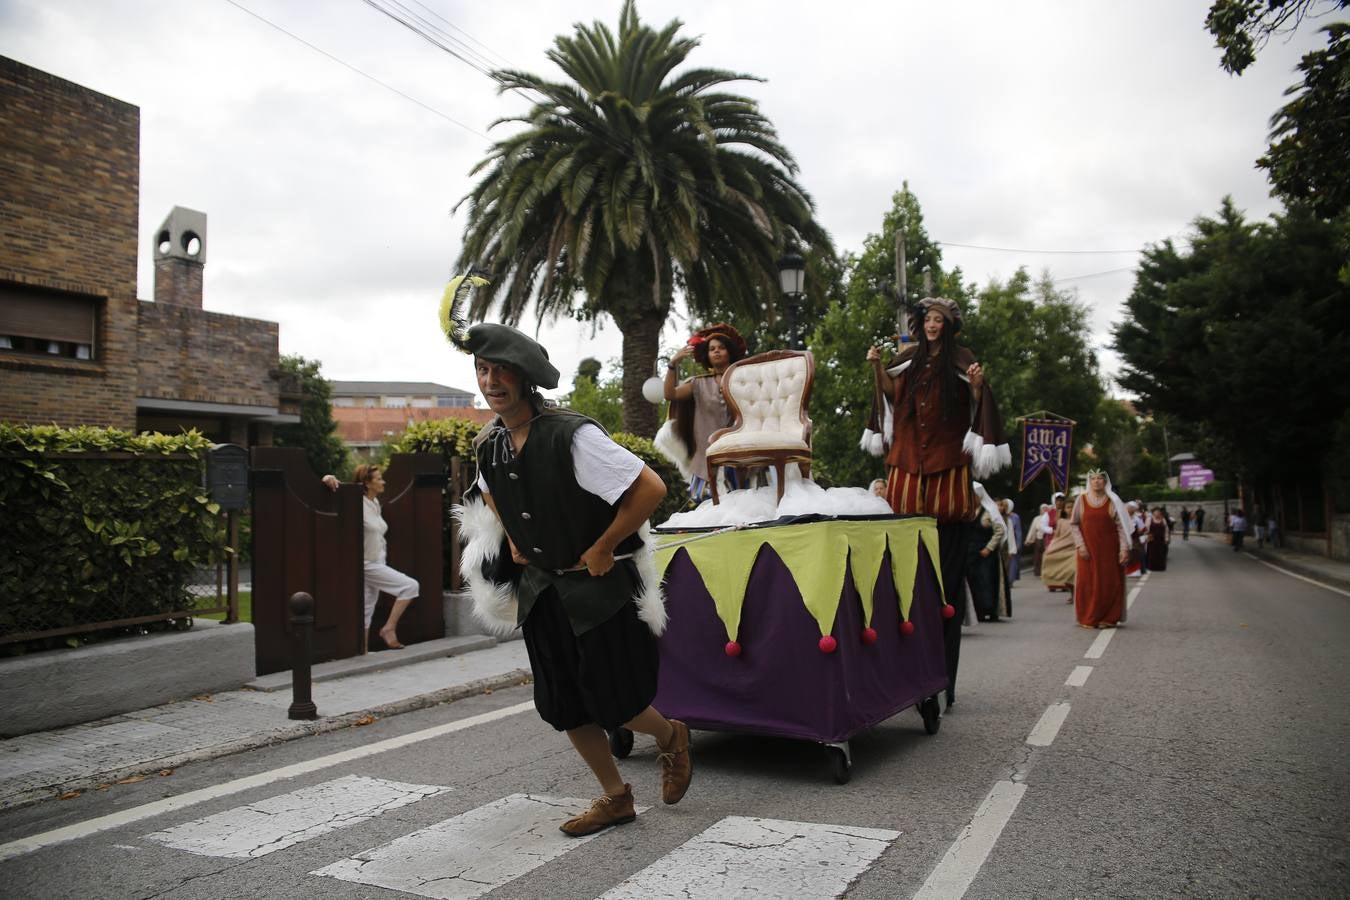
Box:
(863, 297, 1010, 710)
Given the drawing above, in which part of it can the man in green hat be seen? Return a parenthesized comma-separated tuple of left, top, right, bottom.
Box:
(455, 322, 693, 837)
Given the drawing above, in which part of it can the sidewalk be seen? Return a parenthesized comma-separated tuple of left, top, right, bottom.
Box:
(1194, 531, 1350, 593)
(0, 636, 531, 812)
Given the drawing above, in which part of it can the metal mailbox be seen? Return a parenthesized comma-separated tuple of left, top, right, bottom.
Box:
(205, 443, 250, 510)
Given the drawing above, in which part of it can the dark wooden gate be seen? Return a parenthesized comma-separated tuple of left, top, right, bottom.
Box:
(251, 448, 363, 676)
(367, 453, 447, 649)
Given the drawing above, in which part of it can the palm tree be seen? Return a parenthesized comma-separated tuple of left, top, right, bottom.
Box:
(455, 0, 831, 436)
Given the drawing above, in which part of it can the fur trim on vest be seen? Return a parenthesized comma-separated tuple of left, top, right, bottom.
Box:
(453, 494, 668, 637)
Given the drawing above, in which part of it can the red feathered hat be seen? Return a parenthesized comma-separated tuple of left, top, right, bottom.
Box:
(688, 322, 748, 367)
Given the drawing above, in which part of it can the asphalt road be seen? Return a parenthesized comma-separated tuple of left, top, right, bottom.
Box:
(2, 536, 1346, 898)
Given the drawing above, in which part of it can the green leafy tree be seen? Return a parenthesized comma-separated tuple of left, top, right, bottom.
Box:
(1113, 197, 1350, 488)
(562, 360, 625, 434)
(273, 355, 350, 480)
(455, 0, 831, 437)
(1207, 1, 1350, 217)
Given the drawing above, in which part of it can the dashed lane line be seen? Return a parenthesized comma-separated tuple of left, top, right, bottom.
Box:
(1026, 703, 1071, 747)
(1065, 665, 1093, 687)
(1084, 629, 1115, 659)
(913, 781, 1028, 900)
(0, 700, 535, 863)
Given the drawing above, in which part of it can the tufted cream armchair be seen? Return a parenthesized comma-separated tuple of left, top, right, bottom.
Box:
(705, 349, 815, 505)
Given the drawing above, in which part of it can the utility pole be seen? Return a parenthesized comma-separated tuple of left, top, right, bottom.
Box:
(922, 266, 934, 297)
(895, 230, 909, 342)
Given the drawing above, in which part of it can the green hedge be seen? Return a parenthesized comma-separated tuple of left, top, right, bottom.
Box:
(0, 424, 228, 642)
(1125, 480, 1233, 502)
(386, 415, 690, 588)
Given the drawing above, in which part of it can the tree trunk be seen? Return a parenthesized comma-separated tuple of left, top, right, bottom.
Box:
(619, 310, 664, 437)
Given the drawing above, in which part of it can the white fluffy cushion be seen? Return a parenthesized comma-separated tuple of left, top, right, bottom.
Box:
(708, 431, 810, 454)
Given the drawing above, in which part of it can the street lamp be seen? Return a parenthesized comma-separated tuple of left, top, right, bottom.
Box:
(777, 250, 806, 350)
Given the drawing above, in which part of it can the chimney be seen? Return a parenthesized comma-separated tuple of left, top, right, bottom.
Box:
(152, 206, 207, 308)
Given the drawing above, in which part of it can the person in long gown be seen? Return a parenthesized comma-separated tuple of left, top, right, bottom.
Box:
(1069, 469, 1132, 629)
(863, 297, 1011, 711)
(1146, 507, 1171, 571)
(655, 323, 749, 501)
(965, 483, 1007, 622)
(1040, 492, 1077, 596)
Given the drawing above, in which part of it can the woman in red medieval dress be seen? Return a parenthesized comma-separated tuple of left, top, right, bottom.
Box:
(1070, 469, 1132, 629)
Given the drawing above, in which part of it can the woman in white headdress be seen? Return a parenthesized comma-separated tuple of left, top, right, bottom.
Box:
(1041, 491, 1076, 595)
(1069, 468, 1132, 628)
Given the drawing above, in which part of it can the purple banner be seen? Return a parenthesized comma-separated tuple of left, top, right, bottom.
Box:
(1019, 419, 1074, 492)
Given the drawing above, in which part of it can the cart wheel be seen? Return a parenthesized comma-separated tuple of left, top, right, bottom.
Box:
(827, 747, 851, 785)
(920, 696, 942, 735)
(609, 727, 634, 759)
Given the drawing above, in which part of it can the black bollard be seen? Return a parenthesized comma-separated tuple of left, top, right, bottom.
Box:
(287, 591, 319, 720)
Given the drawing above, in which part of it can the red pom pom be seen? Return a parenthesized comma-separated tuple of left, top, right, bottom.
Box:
(724, 640, 742, 657)
(941, 604, 956, 619)
(687, 335, 706, 345)
(900, 619, 916, 636)
(861, 627, 878, 644)
(818, 635, 838, 654)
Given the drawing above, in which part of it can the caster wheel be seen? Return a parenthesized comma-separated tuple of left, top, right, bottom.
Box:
(608, 727, 634, 759)
(920, 696, 942, 735)
(827, 747, 851, 785)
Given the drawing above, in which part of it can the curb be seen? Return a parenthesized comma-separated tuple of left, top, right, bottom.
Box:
(1248, 549, 1350, 594)
(0, 667, 534, 813)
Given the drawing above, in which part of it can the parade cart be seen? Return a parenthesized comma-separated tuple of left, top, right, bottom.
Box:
(612, 513, 949, 784)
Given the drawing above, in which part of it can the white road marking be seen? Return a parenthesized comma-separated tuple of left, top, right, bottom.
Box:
(1084, 628, 1115, 658)
(1065, 666, 1093, 687)
(1026, 703, 1071, 747)
(1139, 572, 1150, 583)
(599, 815, 898, 900)
(1127, 584, 1143, 608)
(313, 793, 639, 899)
(0, 700, 534, 862)
(1246, 555, 1350, 598)
(144, 775, 450, 858)
(913, 780, 1027, 900)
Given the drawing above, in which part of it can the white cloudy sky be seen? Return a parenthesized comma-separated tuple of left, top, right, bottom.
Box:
(2, 0, 1325, 400)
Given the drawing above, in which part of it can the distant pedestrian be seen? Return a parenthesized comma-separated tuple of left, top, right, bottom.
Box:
(323, 467, 419, 652)
(1194, 507, 1206, 533)
(1230, 509, 1247, 552)
(1146, 508, 1171, 571)
(1041, 493, 1077, 596)
(1180, 505, 1191, 541)
(1001, 498, 1023, 583)
(1130, 502, 1149, 575)
(1267, 515, 1280, 548)
(1253, 505, 1266, 547)
(1026, 503, 1050, 576)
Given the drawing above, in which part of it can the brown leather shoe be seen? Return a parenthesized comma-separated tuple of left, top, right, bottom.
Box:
(658, 719, 693, 805)
(559, 784, 636, 837)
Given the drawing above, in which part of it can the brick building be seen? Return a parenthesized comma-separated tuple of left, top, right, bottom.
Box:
(330, 381, 487, 459)
(0, 56, 298, 444)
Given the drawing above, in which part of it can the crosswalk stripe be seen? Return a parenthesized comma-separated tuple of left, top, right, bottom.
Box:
(312, 792, 643, 899)
(143, 775, 450, 859)
(599, 816, 899, 900)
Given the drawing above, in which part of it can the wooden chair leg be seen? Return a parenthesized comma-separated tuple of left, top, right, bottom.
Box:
(774, 460, 786, 504)
(709, 462, 721, 506)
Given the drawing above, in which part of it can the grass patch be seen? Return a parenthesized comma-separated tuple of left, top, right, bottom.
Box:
(199, 591, 251, 622)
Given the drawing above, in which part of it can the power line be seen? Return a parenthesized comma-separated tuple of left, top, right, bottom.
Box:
(937, 240, 1141, 255)
(1052, 266, 1137, 283)
(221, 0, 488, 139)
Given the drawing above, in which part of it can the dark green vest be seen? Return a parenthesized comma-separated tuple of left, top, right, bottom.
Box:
(475, 409, 643, 634)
